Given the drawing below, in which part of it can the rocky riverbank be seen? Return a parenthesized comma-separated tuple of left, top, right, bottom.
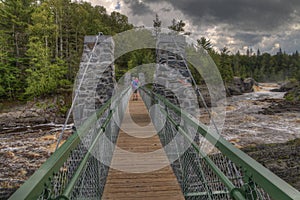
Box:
(259, 99, 300, 115)
(243, 138, 300, 191)
(197, 76, 258, 107)
(222, 82, 300, 146)
(224, 82, 300, 191)
(0, 94, 72, 129)
(259, 80, 300, 115)
(0, 94, 73, 199)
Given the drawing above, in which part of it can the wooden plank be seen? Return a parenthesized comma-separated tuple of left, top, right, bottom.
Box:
(102, 97, 184, 199)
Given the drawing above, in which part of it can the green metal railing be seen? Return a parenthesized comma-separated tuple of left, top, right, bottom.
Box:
(9, 87, 131, 200)
(9, 85, 300, 200)
(140, 86, 300, 200)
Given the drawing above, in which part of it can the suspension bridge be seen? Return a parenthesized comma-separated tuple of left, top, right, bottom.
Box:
(9, 31, 300, 200)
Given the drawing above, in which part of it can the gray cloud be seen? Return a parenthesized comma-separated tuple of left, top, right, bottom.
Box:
(144, 0, 300, 31)
(160, 7, 171, 12)
(234, 32, 271, 46)
(123, 0, 153, 16)
(117, 0, 300, 53)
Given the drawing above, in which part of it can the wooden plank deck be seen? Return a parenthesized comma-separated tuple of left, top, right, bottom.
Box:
(102, 96, 184, 200)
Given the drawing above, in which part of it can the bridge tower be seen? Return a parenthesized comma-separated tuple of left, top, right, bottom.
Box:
(71, 34, 119, 199)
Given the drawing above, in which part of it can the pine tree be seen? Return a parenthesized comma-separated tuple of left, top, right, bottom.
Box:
(257, 49, 261, 57)
(153, 13, 161, 36)
(0, 29, 20, 99)
(168, 19, 185, 32)
(219, 47, 233, 83)
(246, 48, 250, 57)
(0, 0, 34, 98)
(197, 37, 213, 52)
(0, 0, 34, 63)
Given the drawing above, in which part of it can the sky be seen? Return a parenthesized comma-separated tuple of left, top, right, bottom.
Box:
(86, 0, 300, 55)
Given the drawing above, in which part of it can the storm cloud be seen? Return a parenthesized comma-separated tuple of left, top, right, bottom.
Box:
(150, 0, 300, 31)
(123, 0, 153, 16)
(90, 0, 300, 54)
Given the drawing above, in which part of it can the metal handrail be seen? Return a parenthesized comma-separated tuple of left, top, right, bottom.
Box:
(62, 110, 114, 198)
(140, 86, 300, 200)
(9, 87, 130, 200)
(159, 107, 246, 200)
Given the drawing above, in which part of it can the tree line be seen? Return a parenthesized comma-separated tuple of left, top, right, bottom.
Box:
(120, 14, 300, 87)
(200, 40, 300, 84)
(0, 2, 299, 101)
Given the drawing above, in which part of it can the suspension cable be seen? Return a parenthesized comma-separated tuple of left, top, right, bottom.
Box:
(55, 32, 103, 151)
(167, 33, 221, 135)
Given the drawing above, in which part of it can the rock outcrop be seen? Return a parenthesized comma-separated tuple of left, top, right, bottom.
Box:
(271, 80, 299, 92)
(259, 81, 300, 114)
(243, 138, 300, 191)
(284, 83, 300, 102)
(0, 95, 72, 128)
(227, 77, 258, 96)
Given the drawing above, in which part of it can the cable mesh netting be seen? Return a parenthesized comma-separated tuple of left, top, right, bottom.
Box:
(36, 88, 130, 200)
(140, 88, 272, 200)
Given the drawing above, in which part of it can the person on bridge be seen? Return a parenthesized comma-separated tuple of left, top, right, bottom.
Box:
(131, 77, 139, 101)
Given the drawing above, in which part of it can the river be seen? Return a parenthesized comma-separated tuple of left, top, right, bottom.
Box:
(222, 83, 300, 146)
(0, 83, 299, 198)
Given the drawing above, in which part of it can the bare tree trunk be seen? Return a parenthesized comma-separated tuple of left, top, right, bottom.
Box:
(75, 29, 78, 52)
(13, 24, 20, 58)
(45, 36, 48, 63)
(55, 9, 59, 58)
(60, 20, 63, 58)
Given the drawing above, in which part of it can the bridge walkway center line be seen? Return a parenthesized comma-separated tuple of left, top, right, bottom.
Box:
(102, 96, 184, 200)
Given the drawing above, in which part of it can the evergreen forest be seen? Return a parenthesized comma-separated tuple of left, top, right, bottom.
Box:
(0, 0, 299, 101)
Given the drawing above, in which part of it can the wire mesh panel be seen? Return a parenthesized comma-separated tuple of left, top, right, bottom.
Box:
(9, 87, 130, 200)
(140, 88, 278, 200)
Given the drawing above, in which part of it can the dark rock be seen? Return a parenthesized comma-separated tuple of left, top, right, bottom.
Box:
(16, 116, 47, 124)
(243, 78, 257, 92)
(243, 138, 300, 191)
(271, 80, 299, 92)
(259, 83, 300, 115)
(259, 98, 300, 115)
(228, 86, 243, 95)
(0, 188, 17, 200)
(227, 77, 257, 96)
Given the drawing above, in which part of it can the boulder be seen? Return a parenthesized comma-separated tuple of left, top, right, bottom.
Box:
(271, 80, 299, 92)
(227, 85, 243, 95)
(244, 78, 257, 93)
(227, 77, 257, 96)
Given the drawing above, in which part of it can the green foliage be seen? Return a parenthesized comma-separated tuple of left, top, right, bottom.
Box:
(0, 0, 299, 102)
(0, 0, 35, 99)
(197, 37, 213, 52)
(25, 57, 69, 98)
(196, 37, 300, 83)
(153, 13, 162, 35)
(128, 50, 155, 69)
(219, 47, 233, 83)
(216, 48, 300, 83)
(153, 14, 162, 28)
(285, 93, 294, 101)
(168, 19, 185, 32)
(0, 0, 133, 100)
(0, 30, 21, 99)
